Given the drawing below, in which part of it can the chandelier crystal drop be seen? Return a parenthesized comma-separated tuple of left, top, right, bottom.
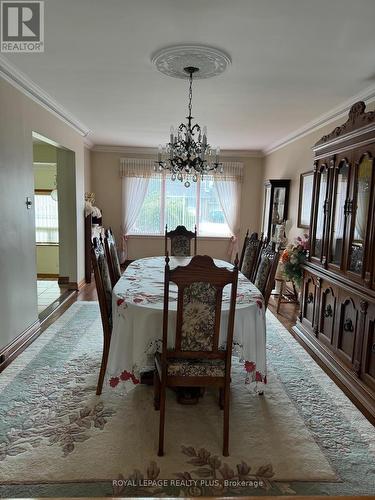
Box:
(155, 66, 223, 188)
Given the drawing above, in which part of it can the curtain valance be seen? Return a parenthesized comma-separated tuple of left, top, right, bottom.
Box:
(120, 158, 243, 181)
(218, 162, 243, 182)
(120, 158, 155, 178)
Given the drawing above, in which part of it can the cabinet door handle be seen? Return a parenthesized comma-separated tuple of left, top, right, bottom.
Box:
(324, 304, 333, 318)
(343, 318, 354, 332)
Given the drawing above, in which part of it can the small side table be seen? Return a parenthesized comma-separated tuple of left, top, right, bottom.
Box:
(274, 260, 299, 313)
(275, 278, 299, 313)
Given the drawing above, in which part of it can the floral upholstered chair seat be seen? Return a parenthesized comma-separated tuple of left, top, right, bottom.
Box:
(160, 355, 225, 377)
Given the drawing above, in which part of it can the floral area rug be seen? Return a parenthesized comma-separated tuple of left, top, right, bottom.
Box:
(0, 302, 374, 498)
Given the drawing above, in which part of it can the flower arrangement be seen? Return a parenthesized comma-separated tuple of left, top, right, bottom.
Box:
(281, 233, 309, 287)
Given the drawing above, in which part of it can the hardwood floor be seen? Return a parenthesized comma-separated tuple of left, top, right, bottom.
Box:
(268, 294, 299, 332)
(39, 281, 97, 335)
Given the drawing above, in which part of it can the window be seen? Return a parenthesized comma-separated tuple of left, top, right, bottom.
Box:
(34, 191, 59, 243)
(130, 175, 231, 237)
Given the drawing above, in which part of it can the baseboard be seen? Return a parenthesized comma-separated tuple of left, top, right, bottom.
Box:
(78, 278, 87, 290)
(58, 277, 80, 290)
(58, 276, 69, 285)
(38, 289, 76, 322)
(0, 319, 41, 372)
(37, 273, 59, 279)
(0, 287, 79, 373)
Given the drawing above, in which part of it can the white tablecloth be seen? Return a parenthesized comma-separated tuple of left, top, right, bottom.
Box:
(106, 256, 267, 391)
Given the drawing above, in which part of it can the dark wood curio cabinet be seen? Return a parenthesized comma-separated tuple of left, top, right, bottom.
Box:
(294, 101, 375, 421)
(261, 179, 290, 240)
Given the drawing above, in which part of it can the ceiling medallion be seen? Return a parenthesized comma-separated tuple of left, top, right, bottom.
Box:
(151, 44, 231, 79)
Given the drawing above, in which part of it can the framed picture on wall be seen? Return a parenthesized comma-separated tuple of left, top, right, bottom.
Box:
(298, 171, 314, 228)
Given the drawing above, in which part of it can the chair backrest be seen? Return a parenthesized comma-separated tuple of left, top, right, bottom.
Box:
(91, 237, 113, 336)
(104, 228, 121, 287)
(165, 225, 197, 256)
(253, 242, 280, 307)
(161, 254, 238, 370)
(239, 230, 263, 281)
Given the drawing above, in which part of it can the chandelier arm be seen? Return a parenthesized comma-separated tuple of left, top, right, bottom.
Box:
(191, 124, 201, 134)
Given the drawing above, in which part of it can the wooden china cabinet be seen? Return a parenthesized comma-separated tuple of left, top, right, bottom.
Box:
(294, 101, 375, 421)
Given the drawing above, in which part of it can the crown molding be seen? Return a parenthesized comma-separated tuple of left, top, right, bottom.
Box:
(83, 137, 94, 149)
(92, 145, 157, 155)
(33, 162, 57, 167)
(0, 55, 91, 137)
(92, 144, 263, 158)
(265, 83, 375, 156)
(221, 149, 263, 158)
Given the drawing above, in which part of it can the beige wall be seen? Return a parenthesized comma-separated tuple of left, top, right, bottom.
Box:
(84, 147, 91, 193)
(91, 151, 264, 260)
(34, 163, 56, 190)
(263, 102, 375, 242)
(0, 77, 86, 350)
(33, 143, 57, 163)
(36, 246, 59, 274)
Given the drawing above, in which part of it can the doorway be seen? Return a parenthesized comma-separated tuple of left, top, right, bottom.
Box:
(32, 135, 77, 318)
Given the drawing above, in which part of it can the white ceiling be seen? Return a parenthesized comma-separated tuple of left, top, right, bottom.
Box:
(3, 0, 375, 151)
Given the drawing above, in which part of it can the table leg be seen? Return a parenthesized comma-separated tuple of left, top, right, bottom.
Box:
(277, 280, 284, 313)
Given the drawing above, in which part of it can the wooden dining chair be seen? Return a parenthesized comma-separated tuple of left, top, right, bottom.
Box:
(154, 254, 239, 457)
(253, 242, 280, 308)
(104, 227, 121, 287)
(252, 235, 269, 280)
(164, 225, 197, 256)
(239, 230, 263, 282)
(91, 237, 113, 395)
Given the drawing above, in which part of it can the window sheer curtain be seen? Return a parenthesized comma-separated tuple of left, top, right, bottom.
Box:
(214, 162, 243, 261)
(120, 158, 154, 262)
(34, 194, 59, 243)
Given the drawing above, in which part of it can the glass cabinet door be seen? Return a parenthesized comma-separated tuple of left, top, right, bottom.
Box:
(262, 185, 271, 236)
(348, 155, 374, 274)
(330, 160, 350, 266)
(312, 166, 329, 259)
(271, 187, 286, 238)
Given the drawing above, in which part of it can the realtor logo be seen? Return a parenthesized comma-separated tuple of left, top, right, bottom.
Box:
(1, 1, 44, 52)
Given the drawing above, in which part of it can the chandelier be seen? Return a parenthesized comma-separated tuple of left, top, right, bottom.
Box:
(155, 66, 223, 188)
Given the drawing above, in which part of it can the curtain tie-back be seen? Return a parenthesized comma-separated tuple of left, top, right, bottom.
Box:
(120, 234, 128, 264)
(228, 233, 240, 263)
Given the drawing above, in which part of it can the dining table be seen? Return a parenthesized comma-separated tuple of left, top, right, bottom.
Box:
(105, 256, 267, 393)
